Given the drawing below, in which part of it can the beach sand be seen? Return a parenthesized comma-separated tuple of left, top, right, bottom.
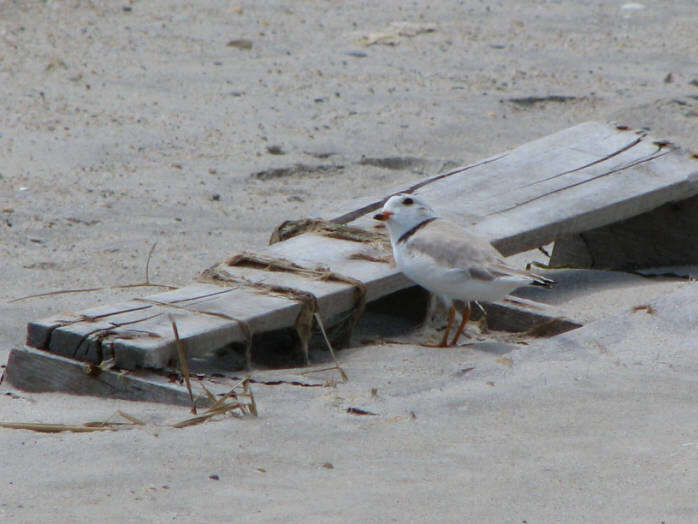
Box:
(1, 1, 697, 521)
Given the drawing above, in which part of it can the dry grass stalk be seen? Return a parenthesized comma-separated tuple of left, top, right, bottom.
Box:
(242, 378, 257, 416)
(0, 422, 117, 433)
(169, 315, 197, 414)
(8, 283, 176, 303)
(1, 380, 257, 434)
(347, 252, 390, 263)
(115, 410, 146, 425)
(0, 411, 145, 434)
(9, 242, 174, 303)
(171, 402, 246, 428)
(199, 382, 218, 404)
(145, 241, 157, 283)
(297, 313, 348, 382)
(171, 377, 257, 428)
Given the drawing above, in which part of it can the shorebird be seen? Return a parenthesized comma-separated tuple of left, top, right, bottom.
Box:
(374, 193, 554, 346)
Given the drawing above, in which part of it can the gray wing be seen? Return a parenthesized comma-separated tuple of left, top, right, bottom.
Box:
(408, 219, 554, 286)
(407, 219, 504, 269)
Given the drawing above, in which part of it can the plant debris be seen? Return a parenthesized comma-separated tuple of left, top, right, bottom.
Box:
(0, 379, 257, 434)
(632, 304, 656, 314)
(227, 39, 252, 50)
(170, 315, 196, 413)
(505, 95, 578, 107)
(346, 407, 377, 416)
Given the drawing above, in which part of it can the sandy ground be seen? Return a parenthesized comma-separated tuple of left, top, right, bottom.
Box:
(1, 1, 697, 522)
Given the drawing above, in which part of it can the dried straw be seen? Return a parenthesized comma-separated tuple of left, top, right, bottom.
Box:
(0, 380, 257, 434)
(169, 315, 197, 414)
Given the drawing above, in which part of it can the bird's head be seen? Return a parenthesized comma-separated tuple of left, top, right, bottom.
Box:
(373, 193, 437, 239)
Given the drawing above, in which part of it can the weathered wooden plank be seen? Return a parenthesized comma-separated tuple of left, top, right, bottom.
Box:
(470, 298, 582, 336)
(334, 123, 667, 226)
(48, 301, 168, 362)
(549, 194, 698, 270)
(478, 148, 698, 255)
(26, 252, 392, 371)
(247, 233, 411, 301)
(30, 285, 308, 370)
(404, 125, 698, 254)
(5, 346, 206, 407)
(21, 122, 698, 374)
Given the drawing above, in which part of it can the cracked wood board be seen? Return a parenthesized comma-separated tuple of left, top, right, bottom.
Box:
(346, 121, 698, 255)
(21, 122, 698, 375)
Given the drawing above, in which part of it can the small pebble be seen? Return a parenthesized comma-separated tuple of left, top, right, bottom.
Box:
(266, 145, 285, 155)
(227, 39, 253, 50)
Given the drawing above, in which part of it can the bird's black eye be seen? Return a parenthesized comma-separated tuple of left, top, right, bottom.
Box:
(403, 197, 414, 205)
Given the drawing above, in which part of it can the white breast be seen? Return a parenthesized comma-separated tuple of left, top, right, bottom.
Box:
(393, 239, 530, 303)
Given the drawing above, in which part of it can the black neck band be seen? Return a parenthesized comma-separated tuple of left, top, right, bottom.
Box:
(397, 217, 437, 244)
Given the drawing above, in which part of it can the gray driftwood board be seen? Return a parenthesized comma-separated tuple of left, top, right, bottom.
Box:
(15, 122, 698, 377)
(549, 194, 698, 270)
(7, 281, 696, 405)
(5, 345, 203, 407)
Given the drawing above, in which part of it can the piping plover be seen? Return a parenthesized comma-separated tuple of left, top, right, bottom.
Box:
(374, 193, 554, 347)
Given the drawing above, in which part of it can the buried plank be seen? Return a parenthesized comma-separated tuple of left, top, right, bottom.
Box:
(19, 122, 698, 374)
(5, 345, 207, 407)
(3, 345, 335, 405)
(7, 283, 694, 406)
(469, 297, 582, 336)
(549, 194, 698, 270)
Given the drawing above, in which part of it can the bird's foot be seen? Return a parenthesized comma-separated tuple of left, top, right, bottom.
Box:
(420, 341, 452, 348)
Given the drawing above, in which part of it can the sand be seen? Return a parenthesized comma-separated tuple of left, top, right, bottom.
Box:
(1, 1, 697, 522)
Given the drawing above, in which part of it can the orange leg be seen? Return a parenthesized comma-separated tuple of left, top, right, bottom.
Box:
(437, 305, 456, 347)
(449, 304, 471, 346)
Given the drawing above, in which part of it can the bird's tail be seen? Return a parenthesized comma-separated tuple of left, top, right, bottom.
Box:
(531, 274, 556, 289)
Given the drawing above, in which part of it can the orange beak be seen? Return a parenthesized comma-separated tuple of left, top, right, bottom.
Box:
(373, 211, 393, 221)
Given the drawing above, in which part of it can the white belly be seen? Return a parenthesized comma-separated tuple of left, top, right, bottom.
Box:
(395, 244, 529, 303)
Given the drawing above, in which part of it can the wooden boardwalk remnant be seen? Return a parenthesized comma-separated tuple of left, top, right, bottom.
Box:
(549, 194, 698, 270)
(10, 122, 698, 391)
